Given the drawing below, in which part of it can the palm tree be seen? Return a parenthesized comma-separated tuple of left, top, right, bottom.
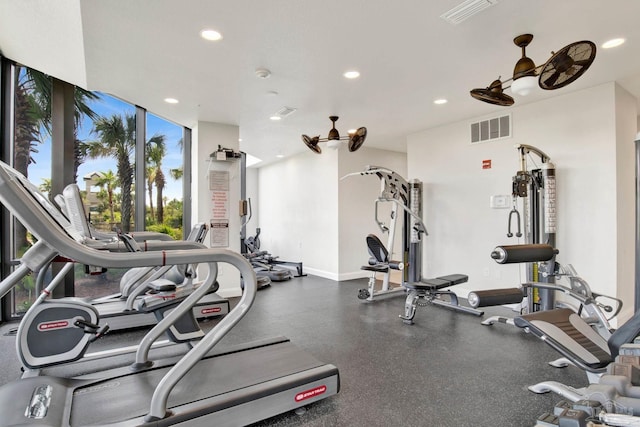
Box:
(168, 137, 184, 182)
(14, 76, 41, 177)
(17, 67, 99, 180)
(14, 66, 98, 251)
(169, 168, 183, 180)
(146, 166, 157, 221)
(93, 171, 118, 224)
(82, 114, 136, 232)
(38, 178, 52, 197)
(146, 134, 166, 224)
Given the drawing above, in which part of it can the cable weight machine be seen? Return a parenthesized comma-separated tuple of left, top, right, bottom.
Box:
(470, 144, 558, 319)
(511, 144, 557, 312)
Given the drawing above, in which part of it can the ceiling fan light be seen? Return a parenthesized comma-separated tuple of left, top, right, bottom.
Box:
(327, 139, 342, 149)
(511, 75, 537, 96)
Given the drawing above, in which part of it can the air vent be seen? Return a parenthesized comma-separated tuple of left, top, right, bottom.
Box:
(470, 114, 511, 144)
(440, 0, 499, 25)
(274, 107, 297, 118)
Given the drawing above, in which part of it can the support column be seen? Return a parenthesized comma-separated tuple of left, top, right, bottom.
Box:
(192, 122, 241, 297)
(50, 78, 75, 297)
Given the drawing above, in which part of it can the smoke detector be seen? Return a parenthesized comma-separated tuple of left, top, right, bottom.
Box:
(255, 68, 271, 79)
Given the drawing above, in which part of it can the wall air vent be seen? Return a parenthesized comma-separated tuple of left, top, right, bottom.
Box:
(440, 0, 499, 25)
(470, 114, 511, 144)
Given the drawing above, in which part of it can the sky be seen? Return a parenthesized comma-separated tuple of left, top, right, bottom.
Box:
(27, 92, 185, 202)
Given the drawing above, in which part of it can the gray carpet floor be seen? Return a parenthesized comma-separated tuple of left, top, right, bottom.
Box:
(0, 275, 586, 426)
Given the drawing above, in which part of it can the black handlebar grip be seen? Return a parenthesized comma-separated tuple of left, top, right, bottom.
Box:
(491, 244, 558, 264)
(467, 288, 524, 308)
(388, 260, 404, 271)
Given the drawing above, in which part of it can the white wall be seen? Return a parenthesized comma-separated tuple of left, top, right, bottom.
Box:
(257, 145, 406, 280)
(407, 83, 637, 320)
(615, 84, 638, 322)
(338, 147, 407, 279)
(258, 148, 339, 278)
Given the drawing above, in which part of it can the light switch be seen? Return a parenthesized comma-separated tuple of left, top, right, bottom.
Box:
(490, 195, 510, 209)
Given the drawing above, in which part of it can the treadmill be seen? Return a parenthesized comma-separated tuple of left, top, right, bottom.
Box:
(0, 160, 340, 426)
(58, 183, 229, 330)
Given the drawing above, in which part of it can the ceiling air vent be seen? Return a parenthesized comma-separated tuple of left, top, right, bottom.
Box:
(470, 114, 511, 144)
(274, 107, 297, 118)
(440, 0, 499, 25)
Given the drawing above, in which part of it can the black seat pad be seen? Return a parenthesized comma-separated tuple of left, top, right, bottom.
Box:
(360, 265, 389, 273)
(404, 274, 468, 290)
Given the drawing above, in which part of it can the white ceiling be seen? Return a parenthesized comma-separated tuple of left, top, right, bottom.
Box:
(2, 0, 640, 166)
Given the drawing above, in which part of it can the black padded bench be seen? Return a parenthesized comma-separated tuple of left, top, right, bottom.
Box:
(400, 274, 483, 324)
(403, 274, 469, 291)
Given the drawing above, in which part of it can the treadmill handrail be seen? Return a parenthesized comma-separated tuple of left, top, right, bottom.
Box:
(0, 160, 243, 269)
(146, 248, 257, 421)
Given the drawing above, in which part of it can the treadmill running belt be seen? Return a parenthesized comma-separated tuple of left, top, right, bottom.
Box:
(71, 340, 330, 425)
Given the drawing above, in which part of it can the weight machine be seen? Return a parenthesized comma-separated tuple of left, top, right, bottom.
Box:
(343, 166, 482, 323)
(342, 166, 420, 300)
(476, 145, 558, 324)
(509, 144, 558, 312)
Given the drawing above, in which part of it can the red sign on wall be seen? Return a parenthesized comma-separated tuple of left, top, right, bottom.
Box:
(482, 159, 492, 169)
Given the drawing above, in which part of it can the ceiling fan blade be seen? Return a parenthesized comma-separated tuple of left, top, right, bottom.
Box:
(541, 70, 561, 88)
(470, 87, 514, 106)
(348, 127, 367, 152)
(301, 134, 322, 154)
(539, 40, 596, 90)
(572, 59, 592, 68)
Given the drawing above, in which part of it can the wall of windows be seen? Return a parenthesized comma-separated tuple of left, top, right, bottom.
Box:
(145, 113, 185, 238)
(0, 56, 191, 320)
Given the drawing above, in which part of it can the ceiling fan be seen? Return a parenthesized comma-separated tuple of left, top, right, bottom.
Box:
(301, 116, 367, 154)
(470, 34, 597, 106)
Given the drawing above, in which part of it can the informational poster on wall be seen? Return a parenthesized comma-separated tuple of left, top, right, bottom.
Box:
(211, 190, 229, 219)
(209, 170, 229, 191)
(209, 169, 230, 247)
(210, 220, 229, 247)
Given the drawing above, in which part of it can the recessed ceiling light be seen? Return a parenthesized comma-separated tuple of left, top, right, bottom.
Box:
(270, 116, 281, 121)
(164, 98, 179, 104)
(344, 70, 360, 79)
(200, 29, 223, 41)
(238, 138, 242, 142)
(276, 154, 285, 158)
(602, 38, 625, 49)
(434, 99, 448, 105)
